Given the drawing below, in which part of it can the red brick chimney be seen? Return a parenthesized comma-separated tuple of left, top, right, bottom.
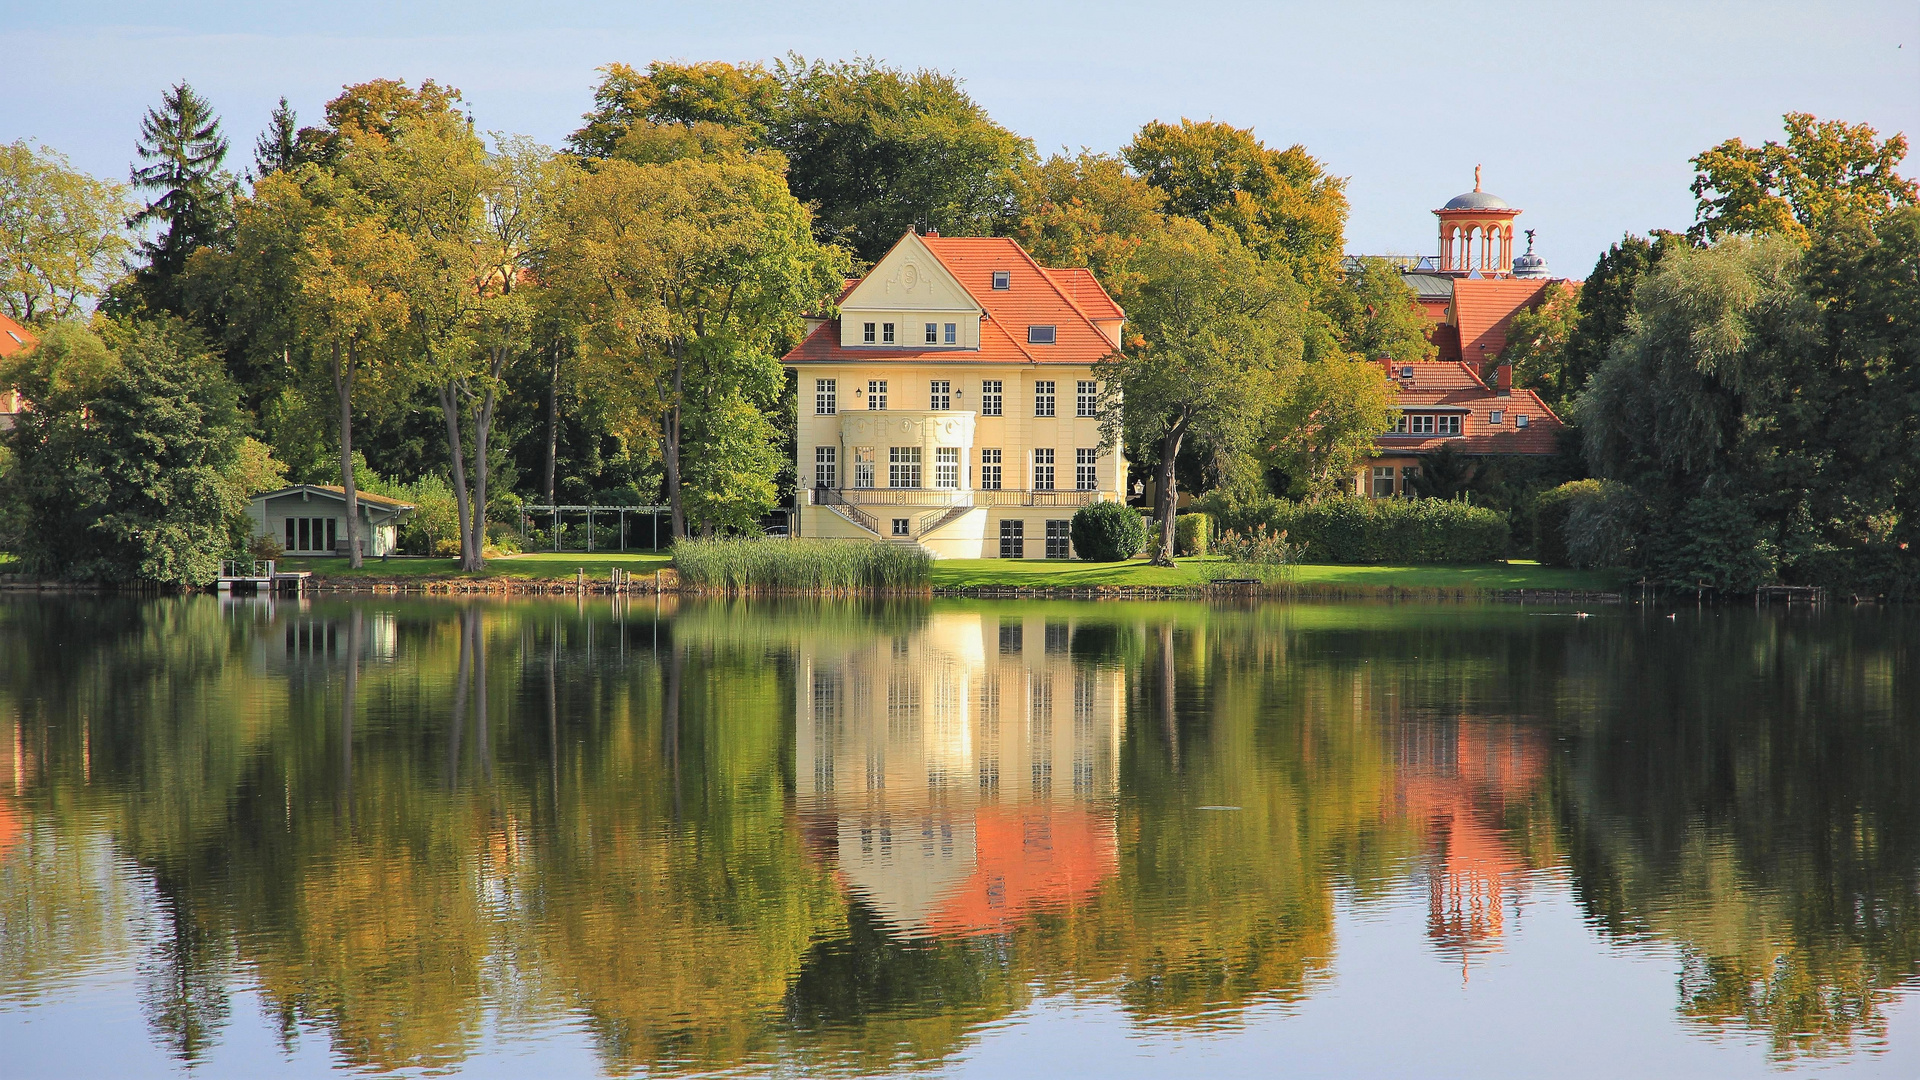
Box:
(1380, 357, 1397, 381)
(1496, 363, 1513, 396)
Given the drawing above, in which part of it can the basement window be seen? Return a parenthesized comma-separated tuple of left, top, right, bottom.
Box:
(992, 271, 1010, 290)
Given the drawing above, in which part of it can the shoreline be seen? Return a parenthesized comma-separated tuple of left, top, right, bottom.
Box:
(1, 571, 1626, 603)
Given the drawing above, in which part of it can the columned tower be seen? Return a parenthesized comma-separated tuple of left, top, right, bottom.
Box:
(1434, 166, 1520, 277)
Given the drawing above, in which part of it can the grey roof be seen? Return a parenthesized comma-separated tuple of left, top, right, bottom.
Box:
(1401, 273, 1455, 301)
(1441, 191, 1511, 210)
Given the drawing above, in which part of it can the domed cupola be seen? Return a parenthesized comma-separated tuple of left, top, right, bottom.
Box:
(1433, 166, 1521, 276)
(1510, 229, 1549, 279)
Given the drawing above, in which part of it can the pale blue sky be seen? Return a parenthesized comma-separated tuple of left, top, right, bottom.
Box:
(4, 0, 1915, 275)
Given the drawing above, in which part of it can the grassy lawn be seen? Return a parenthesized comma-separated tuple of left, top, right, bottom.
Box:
(280, 552, 672, 580)
(277, 549, 1617, 593)
(932, 556, 1621, 592)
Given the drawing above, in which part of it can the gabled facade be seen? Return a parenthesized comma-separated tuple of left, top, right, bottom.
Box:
(783, 231, 1127, 558)
(1358, 361, 1565, 497)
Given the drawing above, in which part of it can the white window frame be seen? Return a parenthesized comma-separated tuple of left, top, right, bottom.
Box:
(944, 322, 957, 345)
(1034, 381, 1055, 418)
(1438, 414, 1461, 436)
(815, 378, 837, 415)
(1489, 410, 1504, 425)
(981, 380, 1003, 416)
(992, 270, 1010, 290)
(925, 322, 938, 344)
(979, 448, 1002, 490)
(814, 446, 836, 488)
(1410, 414, 1435, 435)
(1372, 466, 1396, 498)
(1076, 380, 1097, 417)
(1516, 414, 1531, 428)
(862, 322, 875, 343)
(868, 379, 887, 410)
(1075, 448, 1097, 491)
(934, 447, 960, 489)
(929, 380, 950, 411)
(889, 446, 922, 488)
(1028, 325, 1056, 344)
(882, 322, 895, 344)
(1033, 448, 1055, 491)
(853, 447, 875, 489)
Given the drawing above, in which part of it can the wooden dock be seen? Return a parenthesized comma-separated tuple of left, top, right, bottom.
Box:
(217, 559, 310, 595)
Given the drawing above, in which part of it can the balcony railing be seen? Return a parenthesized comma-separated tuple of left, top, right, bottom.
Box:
(809, 487, 1113, 509)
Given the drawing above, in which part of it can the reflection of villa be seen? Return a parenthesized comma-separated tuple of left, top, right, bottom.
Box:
(1396, 720, 1547, 963)
(795, 612, 1123, 937)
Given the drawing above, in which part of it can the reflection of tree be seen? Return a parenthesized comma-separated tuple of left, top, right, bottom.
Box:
(1556, 610, 1920, 1059)
(2, 597, 1917, 1071)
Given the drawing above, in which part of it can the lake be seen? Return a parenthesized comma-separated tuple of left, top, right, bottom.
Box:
(1, 595, 1917, 1078)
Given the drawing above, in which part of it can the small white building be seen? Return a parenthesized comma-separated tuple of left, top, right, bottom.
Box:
(247, 485, 415, 557)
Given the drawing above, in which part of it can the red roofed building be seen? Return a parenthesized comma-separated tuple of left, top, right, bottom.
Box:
(1358, 360, 1565, 497)
(784, 230, 1127, 558)
(0, 313, 38, 428)
(1343, 173, 1576, 495)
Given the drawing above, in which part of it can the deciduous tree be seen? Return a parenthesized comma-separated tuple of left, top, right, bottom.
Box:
(1320, 256, 1435, 365)
(1689, 112, 1917, 243)
(1122, 119, 1347, 294)
(1, 319, 246, 584)
(0, 140, 132, 323)
(1095, 218, 1304, 564)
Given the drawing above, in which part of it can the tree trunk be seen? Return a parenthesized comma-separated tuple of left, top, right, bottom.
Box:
(663, 346, 687, 540)
(332, 344, 363, 569)
(464, 347, 509, 573)
(439, 382, 472, 569)
(1153, 428, 1185, 566)
(543, 341, 561, 505)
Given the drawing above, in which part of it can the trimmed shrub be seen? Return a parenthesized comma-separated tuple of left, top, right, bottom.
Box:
(1533, 480, 1604, 566)
(1201, 494, 1509, 564)
(673, 537, 930, 590)
(1174, 513, 1210, 557)
(1070, 502, 1149, 562)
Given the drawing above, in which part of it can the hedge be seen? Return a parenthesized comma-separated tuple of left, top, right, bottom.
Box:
(1201, 494, 1509, 564)
(1175, 513, 1210, 557)
(1070, 502, 1149, 562)
(1533, 480, 1605, 567)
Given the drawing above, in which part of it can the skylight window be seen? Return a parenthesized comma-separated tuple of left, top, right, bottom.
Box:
(1027, 325, 1056, 344)
(1516, 414, 1531, 428)
(992, 271, 1010, 290)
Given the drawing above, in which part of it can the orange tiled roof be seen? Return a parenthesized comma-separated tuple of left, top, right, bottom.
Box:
(0, 313, 37, 359)
(786, 234, 1123, 367)
(1386, 360, 1488, 392)
(1378, 384, 1564, 455)
(1451, 278, 1552, 366)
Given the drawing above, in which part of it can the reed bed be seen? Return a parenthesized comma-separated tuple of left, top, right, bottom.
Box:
(673, 537, 932, 592)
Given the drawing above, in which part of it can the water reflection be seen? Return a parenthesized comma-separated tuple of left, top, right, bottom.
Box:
(0, 597, 1915, 1076)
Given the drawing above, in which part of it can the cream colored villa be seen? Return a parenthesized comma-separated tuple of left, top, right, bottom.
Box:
(783, 231, 1127, 558)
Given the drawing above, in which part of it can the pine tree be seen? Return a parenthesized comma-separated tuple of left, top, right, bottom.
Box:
(130, 80, 233, 312)
(252, 97, 299, 179)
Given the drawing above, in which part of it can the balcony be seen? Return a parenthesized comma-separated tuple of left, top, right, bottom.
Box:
(835, 409, 976, 449)
(810, 487, 1113, 509)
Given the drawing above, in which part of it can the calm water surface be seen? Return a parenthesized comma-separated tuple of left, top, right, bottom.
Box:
(1, 596, 1917, 1078)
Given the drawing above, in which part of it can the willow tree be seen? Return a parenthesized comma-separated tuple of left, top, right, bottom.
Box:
(1095, 218, 1305, 564)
